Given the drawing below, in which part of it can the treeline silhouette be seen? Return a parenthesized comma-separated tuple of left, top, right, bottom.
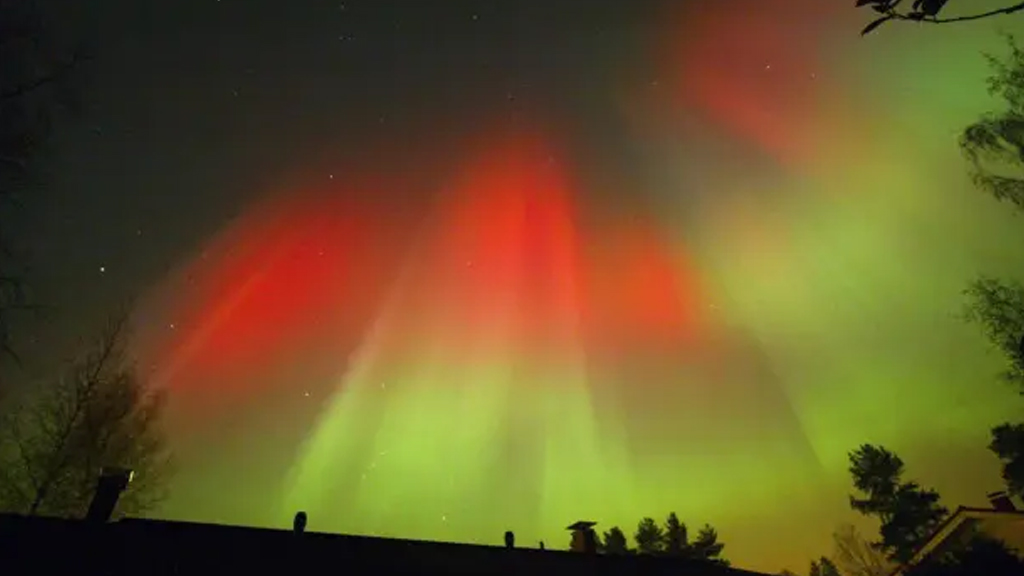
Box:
(778, 441, 1024, 576)
(779, 20, 1024, 576)
(581, 513, 728, 563)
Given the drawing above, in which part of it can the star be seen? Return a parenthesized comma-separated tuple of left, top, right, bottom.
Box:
(99, 266, 106, 273)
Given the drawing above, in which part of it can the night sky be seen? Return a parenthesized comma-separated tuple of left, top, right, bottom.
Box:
(7, 0, 1024, 572)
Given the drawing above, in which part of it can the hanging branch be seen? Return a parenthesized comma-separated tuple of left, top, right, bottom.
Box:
(857, 0, 1024, 35)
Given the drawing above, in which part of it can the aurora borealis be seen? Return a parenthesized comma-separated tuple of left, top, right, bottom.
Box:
(9, 0, 1024, 572)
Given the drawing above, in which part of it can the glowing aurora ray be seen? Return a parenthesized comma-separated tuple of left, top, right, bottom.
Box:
(284, 134, 640, 540)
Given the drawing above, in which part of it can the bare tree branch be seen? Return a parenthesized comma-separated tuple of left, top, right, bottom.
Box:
(902, 2, 1024, 24)
(832, 524, 895, 576)
(0, 314, 173, 518)
(857, 1, 1024, 35)
(0, 53, 82, 102)
(0, 0, 88, 364)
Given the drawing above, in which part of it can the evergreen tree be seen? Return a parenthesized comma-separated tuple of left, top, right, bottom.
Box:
(848, 445, 948, 563)
(809, 557, 841, 576)
(963, 277, 1024, 390)
(602, 526, 630, 554)
(690, 524, 728, 565)
(989, 423, 1024, 499)
(634, 517, 664, 555)
(662, 512, 689, 556)
(958, 37, 1024, 506)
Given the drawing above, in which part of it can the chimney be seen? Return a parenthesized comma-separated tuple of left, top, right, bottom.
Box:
(293, 511, 308, 533)
(567, 521, 598, 554)
(84, 468, 134, 524)
(987, 491, 1017, 512)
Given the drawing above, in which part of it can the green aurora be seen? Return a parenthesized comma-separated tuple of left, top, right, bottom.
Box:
(128, 2, 1024, 573)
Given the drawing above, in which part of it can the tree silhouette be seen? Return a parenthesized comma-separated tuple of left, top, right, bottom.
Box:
(905, 534, 1024, 576)
(634, 516, 664, 554)
(690, 524, 728, 565)
(0, 0, 89, 363)
(832, 524, 895, 576)
(989, 423, 1024, 499)
(621, 514, 728, 563)
(848, 445, 948, 563)
(857, 1, 1024, 36)
(963, 277, 1024, 390)
(809, 557, 841, 576)
(602, 526, 631, 554)
(0, 314, 173, 518)
(662, 512, 689, 556)
(960, 36, 1024, 213)
(777, 558, 840, 576)
(957, 36, 1024, 507)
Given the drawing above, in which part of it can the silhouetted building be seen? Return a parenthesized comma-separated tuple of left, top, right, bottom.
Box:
(892, 493, 1024, 576)
(989, 491, 1017, 513)
(0, 514, 774, 576)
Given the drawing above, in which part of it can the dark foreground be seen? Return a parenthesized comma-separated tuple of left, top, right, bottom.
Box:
(0, 513, 772, 576)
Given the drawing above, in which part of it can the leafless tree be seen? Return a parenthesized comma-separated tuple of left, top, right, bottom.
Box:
(832, 524, 895, 576)
(0, 314, 173, 518)
(0, 0, 89, 363)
